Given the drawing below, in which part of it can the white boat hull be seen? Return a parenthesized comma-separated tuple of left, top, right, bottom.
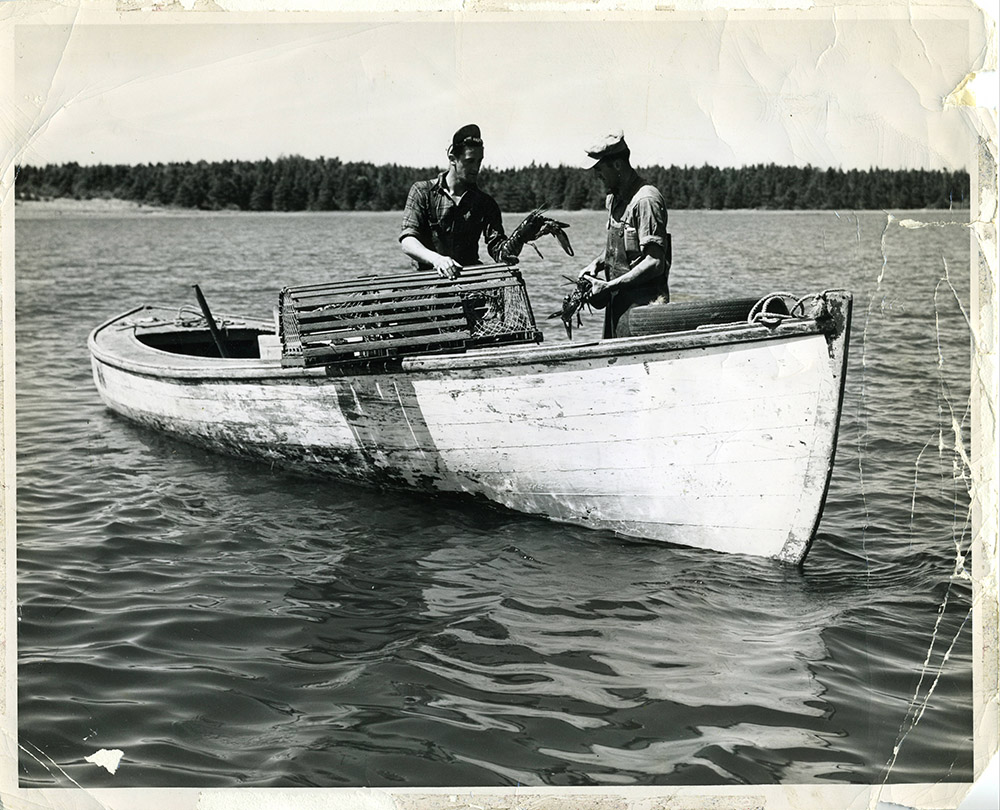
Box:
(90, 293, 851, 563)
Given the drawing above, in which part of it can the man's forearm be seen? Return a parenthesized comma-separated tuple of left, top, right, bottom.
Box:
(606, 253, 662, 291)
(401, 235, 441, 265)
(401, 235, 462, 278)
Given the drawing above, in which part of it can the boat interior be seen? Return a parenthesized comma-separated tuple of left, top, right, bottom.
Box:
(135, 325, 273, 359)
(129, 295, 792, 363)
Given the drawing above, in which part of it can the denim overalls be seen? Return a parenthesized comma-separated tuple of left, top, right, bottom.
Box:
(600, 185, 670, 338)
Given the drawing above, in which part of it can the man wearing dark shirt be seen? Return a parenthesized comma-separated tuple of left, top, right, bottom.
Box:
(399, 124, 508, 279)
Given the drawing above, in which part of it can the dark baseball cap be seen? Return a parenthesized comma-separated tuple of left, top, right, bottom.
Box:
(452, 124, 484, 149)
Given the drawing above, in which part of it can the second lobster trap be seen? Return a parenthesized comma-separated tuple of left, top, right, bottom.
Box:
(279, 264, 542, 368)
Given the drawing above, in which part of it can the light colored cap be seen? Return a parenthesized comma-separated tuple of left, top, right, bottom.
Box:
(585, 130, 629, 167)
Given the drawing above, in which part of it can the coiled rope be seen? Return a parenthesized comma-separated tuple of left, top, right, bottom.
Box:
(748, 289, 850, 327)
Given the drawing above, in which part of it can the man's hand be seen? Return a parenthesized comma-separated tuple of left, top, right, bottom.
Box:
(587, 275, 611, 299)
(579, 270, 612, 309)
(578, 258, 605, 281)
(432, 255, 462, 279)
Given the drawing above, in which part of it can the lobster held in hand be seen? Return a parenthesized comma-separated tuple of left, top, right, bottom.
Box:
(500, 208, 575, 263)
(548, 274, 595, 339)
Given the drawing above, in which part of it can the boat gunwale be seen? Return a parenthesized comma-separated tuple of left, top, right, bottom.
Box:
(89, 297, 847, 382)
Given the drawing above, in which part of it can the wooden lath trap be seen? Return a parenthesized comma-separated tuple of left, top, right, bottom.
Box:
(279, 265, 542, 368)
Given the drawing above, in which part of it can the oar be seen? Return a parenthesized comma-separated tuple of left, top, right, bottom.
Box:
(191, 284, 231, 359)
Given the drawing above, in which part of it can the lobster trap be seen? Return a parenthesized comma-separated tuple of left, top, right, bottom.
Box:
(279, 265, 542, 368)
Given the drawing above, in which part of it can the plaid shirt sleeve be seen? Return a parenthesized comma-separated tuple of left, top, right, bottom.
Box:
(400, 181, 429, 242)
(480, 193, 508, 263)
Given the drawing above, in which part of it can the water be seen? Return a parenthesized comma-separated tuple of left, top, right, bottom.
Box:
(15, 207, 974, 788)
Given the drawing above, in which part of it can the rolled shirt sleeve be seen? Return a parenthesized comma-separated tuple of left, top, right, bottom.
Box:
(631, 187, 668, 251)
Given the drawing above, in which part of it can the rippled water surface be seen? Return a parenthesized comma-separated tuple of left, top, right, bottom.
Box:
(16, 208, 973, 788)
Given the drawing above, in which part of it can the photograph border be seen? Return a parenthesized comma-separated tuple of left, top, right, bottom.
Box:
(1, 2, 996, 808)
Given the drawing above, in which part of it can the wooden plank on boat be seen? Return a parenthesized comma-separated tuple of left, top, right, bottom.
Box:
(296, 305, 465, 331)
(295, 298, 464, 322)
(291, 301, 465, 322)
(291, 270, 515, 297)
(287, 265, 512, 293)
(300, 330, 472, 359)
(300, 316, 470, 343)
(290, 279, 522, 305)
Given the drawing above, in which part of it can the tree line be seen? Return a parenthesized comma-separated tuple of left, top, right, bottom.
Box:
(15, 156, 970, 212)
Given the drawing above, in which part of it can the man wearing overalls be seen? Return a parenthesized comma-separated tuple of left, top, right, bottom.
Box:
(578, 131, 671, 338)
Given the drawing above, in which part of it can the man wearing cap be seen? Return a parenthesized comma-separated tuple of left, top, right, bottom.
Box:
(399, 124, 509, 279)
(578, 131, 670, 338)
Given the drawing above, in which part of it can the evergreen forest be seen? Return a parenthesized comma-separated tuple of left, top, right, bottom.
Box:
(15, 157, 970, 212)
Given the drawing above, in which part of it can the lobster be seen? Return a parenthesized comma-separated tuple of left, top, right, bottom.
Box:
(548, 275, 594, 339)
(500, 208, 574, 263)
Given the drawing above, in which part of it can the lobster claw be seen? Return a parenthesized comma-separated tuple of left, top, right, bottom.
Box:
(538, 218, 571, 232)
(535, 218, 574, 257)
(551, 226, 574, 257)
(501, 208, 575, 261)
(546, 311, 573, 339)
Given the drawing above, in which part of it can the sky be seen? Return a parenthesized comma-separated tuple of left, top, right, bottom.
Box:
(10, 6, 991, 172)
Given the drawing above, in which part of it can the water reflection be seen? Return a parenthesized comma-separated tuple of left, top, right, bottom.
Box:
(270, 493, 856, 784)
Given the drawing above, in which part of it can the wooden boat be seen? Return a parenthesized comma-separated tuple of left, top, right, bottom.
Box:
(88, 267, 852, 564)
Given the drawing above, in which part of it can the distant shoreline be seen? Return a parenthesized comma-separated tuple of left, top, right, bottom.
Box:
(13, 198, 412, 217)
(16, 198, 175, 216)
(13, 197, 967, 218)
